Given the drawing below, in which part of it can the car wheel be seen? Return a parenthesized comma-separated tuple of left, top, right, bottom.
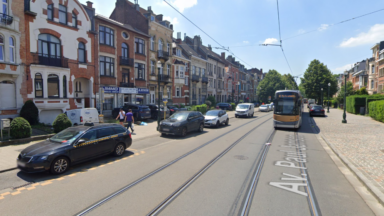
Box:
(235, 115, 238, 118)
(181, 127, 187, 137)
(161, 133, 166, 137)
(50, 157, 69, 175)
(198, 123, 204, 132)
(113, 143, 125, 156)
(225, 118, 229, 126)
(252, 113, 254, 117)
(216, 121, 220, 128)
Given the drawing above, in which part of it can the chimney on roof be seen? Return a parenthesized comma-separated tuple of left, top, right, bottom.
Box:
(184, 33, 186, 40)
(156, 14, 163, 21)
(170, 24, 173, 30)
(86, 1, 93, 8)
(208, 44, 212, 51)
(221, 52, 225, 59)
(148, 6, 152, 13)
(177, 32, 181, 39)
(134, 0, 140, 11)
(193, 35, 201, 50)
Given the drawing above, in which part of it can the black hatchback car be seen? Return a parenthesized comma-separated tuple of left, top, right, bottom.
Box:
(17, 124, 132, 174)
(216, 103, 232, 110)
(112, 104, 151, 121)
(159, 111, 204, 136)
(309, 105, 325, 117)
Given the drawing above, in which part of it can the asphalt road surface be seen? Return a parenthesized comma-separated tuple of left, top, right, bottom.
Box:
(0, 111, 379, 216)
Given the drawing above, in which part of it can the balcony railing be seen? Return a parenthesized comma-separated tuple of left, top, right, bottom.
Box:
(120, 82, 134, 88)
(158, 74, 171, 82)
(202, 76, 208, 83)
(119, 56, 134, 67)
(0, 13, 13, 25)
(31, 53, 69, 68)
(157, 50, 169, 61)
(192, 75, 200, 82)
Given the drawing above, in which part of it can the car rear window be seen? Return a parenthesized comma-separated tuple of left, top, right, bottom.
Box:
(113, 126, 127, 134)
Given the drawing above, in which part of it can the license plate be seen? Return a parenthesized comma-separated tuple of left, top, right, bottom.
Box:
(163, 128, 170, 131)
(17, 160, 25, 167)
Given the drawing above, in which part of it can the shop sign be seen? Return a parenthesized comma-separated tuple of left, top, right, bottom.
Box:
(102, 86, 119, 93)
(138, 88, 150, 94)
(120, 88, 137, 94)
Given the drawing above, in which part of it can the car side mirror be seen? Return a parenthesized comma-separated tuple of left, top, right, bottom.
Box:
(76, 139, 86, 145)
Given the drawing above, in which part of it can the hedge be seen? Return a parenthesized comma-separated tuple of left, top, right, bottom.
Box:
(231, 103, 236, 110)
(346, 95, 369, 114)
(366, 95, 384, 114)
(52, 113, 72, 133)
(368, 100, 384, 122)
(10, 117, 32, 139)
(191, 104, 208, 114)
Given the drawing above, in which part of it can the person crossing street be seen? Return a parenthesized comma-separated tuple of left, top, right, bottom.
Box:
(116, 108, 126, 127)
(125, 109, 134, 133)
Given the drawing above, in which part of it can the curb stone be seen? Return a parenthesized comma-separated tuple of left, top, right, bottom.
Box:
(0, 134, 55, 147)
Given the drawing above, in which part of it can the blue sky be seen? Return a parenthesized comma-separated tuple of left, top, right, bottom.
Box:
(80, 0, 384, 80)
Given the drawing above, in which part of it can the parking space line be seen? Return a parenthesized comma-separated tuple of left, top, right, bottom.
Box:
(17, 187, 26, 191)
(27, 187, 36, 191)
(11, 191, 20, 195)
(1, 192, 10, 196)
(40, 181, 52, 186)
(55, 177, 65, 181)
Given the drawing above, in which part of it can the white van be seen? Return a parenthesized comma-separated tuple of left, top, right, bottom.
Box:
(65, 108, 99, 126)
(235, 103, 255, 118)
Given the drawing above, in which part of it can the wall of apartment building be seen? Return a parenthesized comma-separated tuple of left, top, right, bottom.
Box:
(190, 56, 206, 105)
(22, 0, 96, 124)
(216, 61, 226, 103)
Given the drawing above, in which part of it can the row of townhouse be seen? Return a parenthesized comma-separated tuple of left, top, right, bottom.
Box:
(0, 0, 263, 124)
(337, 41, 384, 95)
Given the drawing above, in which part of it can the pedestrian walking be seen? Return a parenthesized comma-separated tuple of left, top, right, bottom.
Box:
(125, 109, 134, 133)
(116, 108, 126, 127)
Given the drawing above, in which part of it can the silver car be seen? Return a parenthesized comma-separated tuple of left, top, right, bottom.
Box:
(259, 105, 269, 112)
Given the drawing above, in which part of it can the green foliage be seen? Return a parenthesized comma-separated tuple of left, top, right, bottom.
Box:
(346, 95, 369, 114)
(20, 100, 39, 125)
(369, 100, 384, 122)
(10, 117, 32, 139)
(52, 113, 72, 133)
(231, 103, 236, 110)
(299, 83, 306, 98)
(239, 100, 244, 103)
(206, 96, 216, 108)
(257, 69, 286, 102)
(282, 74, 298, 90)
(336, 81, 355, 104)
(301, 59, 338, 103)
(356, 87, 369, 95)
(191, 104, 208, 114)
(205, 100, 212, 107)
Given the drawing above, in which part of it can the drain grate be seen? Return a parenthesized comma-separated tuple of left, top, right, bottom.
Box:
(234, 155, 249, 160)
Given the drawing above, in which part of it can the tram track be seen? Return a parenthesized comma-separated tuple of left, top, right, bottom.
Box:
(75, 113, 273, 216)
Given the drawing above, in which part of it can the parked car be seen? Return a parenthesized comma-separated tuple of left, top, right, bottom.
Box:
(253, 102, 260, 107)
(259, 105, 269, 112)
(112, 104, 151, 121)
(269, 103, 274, 110)
(204, 110, 229, 127)
(308, 103, 316, 110)
(216, 103, 232, 110)
(235, 103, 255, 118)
(159, 111, 204, 136)
(65, 108, 99, 126)
(167, 105, 179, 115)
(309, 105, 325, 117)
(146, 104, 170, 120)
(17, 123, 132, 174)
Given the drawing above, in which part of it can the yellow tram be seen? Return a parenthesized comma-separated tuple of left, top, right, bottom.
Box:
(273, 90, 303, 129)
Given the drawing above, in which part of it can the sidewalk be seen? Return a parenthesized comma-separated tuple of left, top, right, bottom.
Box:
(311, 107, 384, 204)
(0, 110, 239, 172)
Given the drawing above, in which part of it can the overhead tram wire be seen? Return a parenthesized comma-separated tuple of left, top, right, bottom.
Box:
(163, 0, 253, 68)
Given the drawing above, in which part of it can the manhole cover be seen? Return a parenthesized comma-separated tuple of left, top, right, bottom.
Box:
(234, 155, 249, 160)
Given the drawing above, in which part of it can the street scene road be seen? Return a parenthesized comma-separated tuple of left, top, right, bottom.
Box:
(1, 108, 383, 216)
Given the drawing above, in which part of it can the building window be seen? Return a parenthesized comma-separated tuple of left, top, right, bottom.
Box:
(185, 77, 188, 85)
(175, 65, 179, 77)
(38, 34, 61, 62)
(59, 5, 67, 25)
(63, 75, 67, 98)
(192, 66, 195, 75)
(123, 71, 129, 83)
(135, 63, 145, 80)
(158, 39, 163, 51)
(75, 81, 82, 92)
(47, 4, 53, 20)
(100, 56, 114, 77)
(167, 43, 170, 53)
(72, 12, 77, 27)
(372, 65, 375, 74)
(122, 32, 129, 39)
(135, 38, 145, 54)
(2, 0, 7, 15)
(198, 68, 201, 76)
(167, 64, 171, 75)
(180, 66, 185, 78)
(99, 26, 114, 46)
(122, 43, 129, 58)
(202, 68, 205, 77)
(150, 36, 155, 50)
(0, 35, 3, 61)
(167, 87, 171, 99)
(35, 73, 43, 98)
(150, 60, 155, 75)
(176, 87, 180, 97)
(78, 42, 86, 63)
(48, 74, 59, 98)
(151, 15, 155, 21)
(176, 49, 181, 57)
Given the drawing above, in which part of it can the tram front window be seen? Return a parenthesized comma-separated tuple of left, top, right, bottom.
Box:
(275, 99, 298, 115)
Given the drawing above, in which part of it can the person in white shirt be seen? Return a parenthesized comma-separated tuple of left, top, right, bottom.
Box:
(115, 108, 126, 126)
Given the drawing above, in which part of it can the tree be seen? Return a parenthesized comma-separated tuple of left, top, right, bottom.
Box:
(257, 70, 285, 102)
(356, 87, 368, 95)
(299, 83, 307, 98)
(336, 81, 354, 104)
(282, 74, 298, 90)
(206, 96, 216, 107)
(301, 59, 338, 103)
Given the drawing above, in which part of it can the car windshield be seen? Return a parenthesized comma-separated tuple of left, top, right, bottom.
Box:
(237, 105, 249, 109)
(206, 110, 220, 116)
(169, 112, 188, 121)
(50, 128, 84, 143)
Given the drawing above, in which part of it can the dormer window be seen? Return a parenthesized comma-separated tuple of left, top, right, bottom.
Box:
(176, 49, 181, 57)
(151, 15, 155, 21)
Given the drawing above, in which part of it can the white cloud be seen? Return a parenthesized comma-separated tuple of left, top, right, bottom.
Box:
(263, 38, 278, 44)
(163, 16, 179, 24)
(318, 24, 329, 31)
(340, 24, 384, 48)
(243, 41, 249, 44)
(166, 0, 198, 12)
(333, 64, 353, 72)
(298, 29, 306, 34)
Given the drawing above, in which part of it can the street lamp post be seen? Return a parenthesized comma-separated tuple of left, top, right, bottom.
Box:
(342, 73, 347, 123)
(157, 60, 165, 128)
(238, 81, 240, 104)
(321, 88, 323, 106)
(327, 83, 330, 113)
